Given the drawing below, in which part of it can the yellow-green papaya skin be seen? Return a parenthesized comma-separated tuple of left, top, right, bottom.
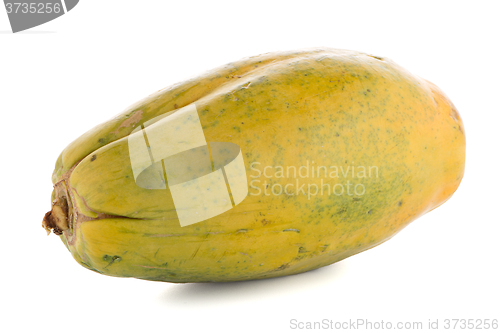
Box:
(45, 48, 465, 282)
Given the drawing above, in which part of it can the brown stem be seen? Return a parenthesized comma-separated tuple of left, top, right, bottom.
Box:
(42, 196, 69, 236)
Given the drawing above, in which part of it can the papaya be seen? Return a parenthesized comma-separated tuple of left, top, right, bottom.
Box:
(43, 48, 465, 282)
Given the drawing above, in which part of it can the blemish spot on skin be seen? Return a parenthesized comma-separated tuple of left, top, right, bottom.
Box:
(367, 54, 384, 61)
(276, 263, 290, 271)
(103, 255, 122, 267)
(283, 228, 300, 233)
(111, 110, 144, 136)
(90, 154, 96, 162)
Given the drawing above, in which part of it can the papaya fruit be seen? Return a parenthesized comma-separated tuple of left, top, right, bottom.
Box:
(43, 48, 465, 282)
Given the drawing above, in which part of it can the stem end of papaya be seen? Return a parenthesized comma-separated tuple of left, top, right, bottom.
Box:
(42, 197, 69, 236)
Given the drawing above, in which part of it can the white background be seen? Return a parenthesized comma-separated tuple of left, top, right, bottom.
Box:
(1, 1, 499, 332)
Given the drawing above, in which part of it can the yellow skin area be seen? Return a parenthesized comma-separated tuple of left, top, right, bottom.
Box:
(52, 48, 465, 282)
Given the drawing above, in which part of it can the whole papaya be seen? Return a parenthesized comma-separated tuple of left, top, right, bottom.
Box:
(43, 48, 465, 282)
